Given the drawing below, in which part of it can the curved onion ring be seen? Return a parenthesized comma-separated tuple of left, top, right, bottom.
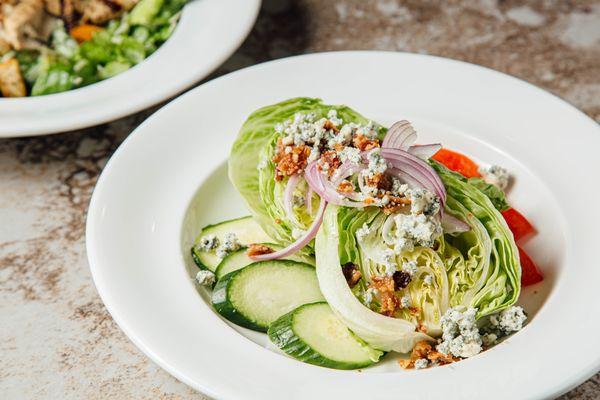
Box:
(441, 213, 471, 233)
(249, 197, 328, 261)
(382, 120, 417, 150)
(407, 143, 442, 160)
(283, 174, 302, 226)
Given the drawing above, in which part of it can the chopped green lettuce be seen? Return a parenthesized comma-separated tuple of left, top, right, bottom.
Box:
(467, 177, 510, 211)
(14, 0, 186, 97)
(129, 0, 166, 26)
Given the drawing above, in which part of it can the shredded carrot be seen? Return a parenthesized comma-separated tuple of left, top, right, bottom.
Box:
(70, 25, 103, 43)
(432, 148, 481, 178)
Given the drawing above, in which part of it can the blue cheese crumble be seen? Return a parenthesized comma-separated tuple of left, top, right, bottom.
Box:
(356, 121, 378, 139)
(195, 270, 215, 286)
(366, 148, 388, 177)
(216, 233, 241, 259)
(338, 146, 362, 164)
(423, 274, 433, 285)
(391, 179, 409, 196)
(364, 287, 377, 306)
(327, 109, 343, 126)
(381, 249, 398, 275)
(400, 294, 411, 308)
(355, 223, 371, 241)
(197, 234, 219, 252)
(437, 307, 483, 358)
(402, 260, 418, 276)
(481, 333, 498, 347)
(407, 188, 440, 216)
(392, 213, 442, 251)
(479, 165, 510, 191)
(414, 358, 429, 369)
(490, 305, 527, 333)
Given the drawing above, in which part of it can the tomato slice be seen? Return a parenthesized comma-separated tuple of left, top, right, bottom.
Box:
(502, 208, 535, 241)
(518, 246, 543, 286)
(431, 148, 481, 178)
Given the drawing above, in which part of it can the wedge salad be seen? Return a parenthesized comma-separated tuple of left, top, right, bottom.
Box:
(191, 97, 543, 370)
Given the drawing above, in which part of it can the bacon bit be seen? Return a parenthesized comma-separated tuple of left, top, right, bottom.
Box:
(398, 340, 457, 370)
(364, 197, 375, 205)
(332, 143, 345, 152)
(397, 359, 414, 369)
(273, 139, 311, 181)
(365, 172, 392, 191)
(323, 120, 339, 132)
(246, 244, 275, 257)
(337, 180, 354, 193)
(417, 323, 428, 333)
(379, 294, 401, 317)
(353, 134, 380, 151)
(318, 150, 341, 176)
(408, 307, 420, 316)
(275, 218, 282, 225)
(412, 341, 433, 358)
(381, 196, 411, 215)
(370, 276, 400, 317)
(342, 263, 362, 288)
(371, 276, 395, 292)
(426, 350, 457, 365)
(364, 173, 384, 188)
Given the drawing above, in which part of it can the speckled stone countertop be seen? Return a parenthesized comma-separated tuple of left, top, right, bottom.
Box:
(1, 1, 599, 399)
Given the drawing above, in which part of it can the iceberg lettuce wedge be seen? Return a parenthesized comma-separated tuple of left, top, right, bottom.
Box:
(229, 97, 385, 246)
(316, 205, 432, 352)
(432, 161, 521, 317)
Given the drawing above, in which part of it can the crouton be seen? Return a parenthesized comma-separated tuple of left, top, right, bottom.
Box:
(0, 58, 26, 97)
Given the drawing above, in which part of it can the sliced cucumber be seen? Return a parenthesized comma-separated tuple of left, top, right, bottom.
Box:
(212, 260, 324, 332)
(191, 216, 271, 272)
(215, 243, 315, 280)
(268, 302, 383, 369)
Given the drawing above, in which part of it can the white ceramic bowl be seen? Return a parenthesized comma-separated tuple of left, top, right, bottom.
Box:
(87, 51, 600, 399)
(0, 0, 261, 137)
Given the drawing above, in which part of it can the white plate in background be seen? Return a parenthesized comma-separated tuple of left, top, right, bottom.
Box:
(86, 51, 600, 399)
(0, 0, 261, 137)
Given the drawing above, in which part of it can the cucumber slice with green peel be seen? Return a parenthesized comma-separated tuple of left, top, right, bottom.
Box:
(215, 243, 315, 280)
(191, 216, 271, 272)
(268, 302, 384, 370)
(212, 260, 324, 332)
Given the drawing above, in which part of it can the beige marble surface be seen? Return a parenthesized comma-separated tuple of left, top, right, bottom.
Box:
(1, 1, 599, 399)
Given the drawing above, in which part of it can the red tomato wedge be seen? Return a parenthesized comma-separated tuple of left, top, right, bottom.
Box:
(502, 208, 535, 241)
(518, 246, 543, 286)
(431, 148, 482, 178)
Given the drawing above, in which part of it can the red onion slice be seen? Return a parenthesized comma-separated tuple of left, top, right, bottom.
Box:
(305, 186, 313, 215)
(380, 148, 446, 208)
(442, 213, 471, 233)
(408, 143, 442, 160)
(283, 174, 302, 226)
(382, 120, 417, 150)
(305, 161, 367, 207)
(249, 197, 328, 261)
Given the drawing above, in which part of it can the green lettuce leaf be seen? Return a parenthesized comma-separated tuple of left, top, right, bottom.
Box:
(467, 177, 510, 211)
